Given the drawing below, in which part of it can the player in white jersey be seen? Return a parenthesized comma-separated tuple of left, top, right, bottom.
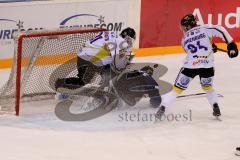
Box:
(156, 14, 238, 119)
(78, 29, 134, 69)
(55, 27, 162, 108)
(55, 27, 136, 91)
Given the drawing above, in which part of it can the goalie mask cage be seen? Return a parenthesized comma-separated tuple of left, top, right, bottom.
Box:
(0, 27, 106, 116)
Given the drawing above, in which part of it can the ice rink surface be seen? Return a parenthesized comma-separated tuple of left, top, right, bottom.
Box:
(0, 53, 240, 160)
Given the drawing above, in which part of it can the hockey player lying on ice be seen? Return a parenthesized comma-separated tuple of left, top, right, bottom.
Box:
(55, 27, 162, 108)
(156, 14, 238, 120)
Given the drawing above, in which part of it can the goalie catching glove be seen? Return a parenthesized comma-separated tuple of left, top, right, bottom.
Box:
(227, 42, 238, 58)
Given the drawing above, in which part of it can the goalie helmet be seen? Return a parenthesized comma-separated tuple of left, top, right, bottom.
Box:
(181, 14, 197, 28)
(120, 27, 136, 40)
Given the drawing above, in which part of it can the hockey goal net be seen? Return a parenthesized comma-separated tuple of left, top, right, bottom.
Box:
(0, 27, 106, 116)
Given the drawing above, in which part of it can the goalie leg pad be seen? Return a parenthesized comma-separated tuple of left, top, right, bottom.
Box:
(55, 77, 85, 91)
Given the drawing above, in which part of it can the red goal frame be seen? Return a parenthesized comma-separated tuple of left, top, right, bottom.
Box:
(15, 28, 106, 116)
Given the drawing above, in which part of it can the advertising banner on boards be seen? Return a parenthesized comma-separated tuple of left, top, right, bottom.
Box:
(0, 0, 129, 59)
(140, 0, 240, 48)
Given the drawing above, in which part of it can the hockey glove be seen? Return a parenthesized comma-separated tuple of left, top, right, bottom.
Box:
(227, 42, 238, 58)
(140, 66, 154, 76)
(212, 43, 218, 53)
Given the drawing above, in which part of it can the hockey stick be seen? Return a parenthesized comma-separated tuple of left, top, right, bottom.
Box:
(177, 92, 223, 99)
(217, 47, 227, 53)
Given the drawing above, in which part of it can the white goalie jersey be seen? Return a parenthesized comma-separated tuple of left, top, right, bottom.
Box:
(78, 31, 133, 70)
(181, 24, 233, 68)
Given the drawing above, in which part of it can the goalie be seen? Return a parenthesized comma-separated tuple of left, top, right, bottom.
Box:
(55, 27, 162, 108)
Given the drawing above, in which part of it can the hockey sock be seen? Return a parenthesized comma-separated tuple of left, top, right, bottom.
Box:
(206, 89, 218, 106)
(161, 90, 179, 107)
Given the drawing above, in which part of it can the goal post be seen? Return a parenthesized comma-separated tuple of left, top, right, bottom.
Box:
(0, 27, 106, 116)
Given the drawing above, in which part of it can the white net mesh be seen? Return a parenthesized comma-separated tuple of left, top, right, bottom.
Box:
(0, 27, 105, 114)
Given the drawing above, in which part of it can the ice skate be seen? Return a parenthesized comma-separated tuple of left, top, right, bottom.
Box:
(155, 105, 166, 120)
(212, 103, 221, 117)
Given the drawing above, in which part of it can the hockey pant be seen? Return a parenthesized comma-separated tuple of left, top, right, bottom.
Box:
(162, 67, 218, 107)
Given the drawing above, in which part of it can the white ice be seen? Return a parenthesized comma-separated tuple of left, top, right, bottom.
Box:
(0, 53, 240, 160)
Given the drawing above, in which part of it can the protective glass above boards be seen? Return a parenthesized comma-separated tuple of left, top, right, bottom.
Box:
(0, 0, 50, 3)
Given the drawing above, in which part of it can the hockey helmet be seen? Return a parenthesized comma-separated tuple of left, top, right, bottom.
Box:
(120, 27, 136, 40)
(181, 14, 197, 27)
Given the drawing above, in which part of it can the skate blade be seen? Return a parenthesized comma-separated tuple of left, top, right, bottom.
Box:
(215, 116, 222, 121)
